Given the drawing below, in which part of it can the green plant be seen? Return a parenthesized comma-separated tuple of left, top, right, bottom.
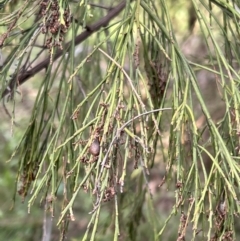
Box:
(1, 0, 240, 240)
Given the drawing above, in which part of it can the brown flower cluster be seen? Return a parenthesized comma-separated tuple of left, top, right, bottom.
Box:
(39, 0, 71, 49)
(103, 187, 116, 202)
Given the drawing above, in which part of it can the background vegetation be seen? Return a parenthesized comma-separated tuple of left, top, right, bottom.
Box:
(1, 0, 240, 240)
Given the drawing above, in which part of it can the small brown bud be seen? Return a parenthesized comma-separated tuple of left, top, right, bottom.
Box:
(89, 139, 100, 156)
